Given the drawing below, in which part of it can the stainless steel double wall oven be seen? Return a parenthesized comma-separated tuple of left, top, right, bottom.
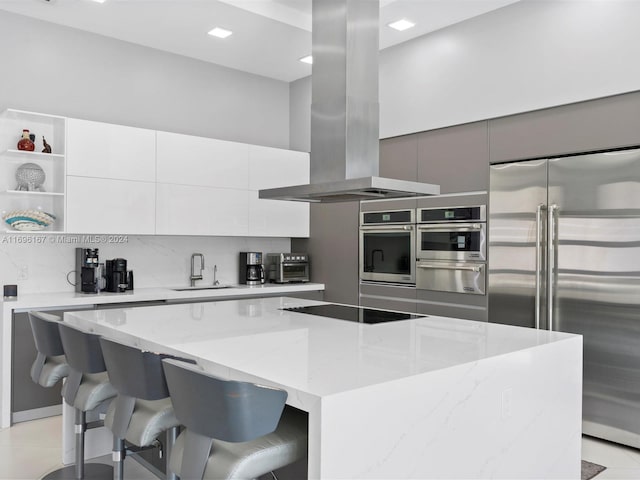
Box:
(359, 203, 486, 294)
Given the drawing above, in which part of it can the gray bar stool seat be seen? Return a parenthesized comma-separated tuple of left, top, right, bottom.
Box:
(34, 355, 69, 387)
(105, 397, 177, 447)
(28, 311, 70, 388)
(162, 359, 308, 480)
(99, 337, 182, 480)
(56, 322, 118, 480)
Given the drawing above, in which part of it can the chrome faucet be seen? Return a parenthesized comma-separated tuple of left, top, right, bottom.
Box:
(190, 253, 204, 286)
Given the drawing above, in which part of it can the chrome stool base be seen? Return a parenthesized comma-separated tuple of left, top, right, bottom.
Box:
(42, 463, 113, 480)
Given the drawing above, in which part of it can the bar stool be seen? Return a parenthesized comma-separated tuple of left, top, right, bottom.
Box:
(56, 322, 118, 480)
(162, 358, 308, 480)
(27, 311, 69, 390)
(99, 337, 182, 480)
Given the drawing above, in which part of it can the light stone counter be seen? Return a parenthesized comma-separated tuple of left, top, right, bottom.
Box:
(64, 296, 583, 479)
(0, 283, 324, 428)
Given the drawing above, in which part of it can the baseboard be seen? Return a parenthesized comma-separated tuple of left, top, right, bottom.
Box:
(12, 404, 62, 424)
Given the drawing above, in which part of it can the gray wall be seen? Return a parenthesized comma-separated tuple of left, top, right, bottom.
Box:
(289, 76, 311, 152)
(0, 10, 290, 148)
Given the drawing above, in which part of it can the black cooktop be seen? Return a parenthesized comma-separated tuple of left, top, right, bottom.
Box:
(282, 304, 425, 324)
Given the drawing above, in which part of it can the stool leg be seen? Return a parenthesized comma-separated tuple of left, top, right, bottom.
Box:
(113, 437, 125, 480)
(165, 426, 179, 480)
(74, 409, 85, 480)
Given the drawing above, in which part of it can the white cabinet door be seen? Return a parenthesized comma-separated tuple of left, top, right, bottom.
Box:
(66, 176, 155, 234)
(66, 119, 156, 182)
(156, 131, 249, 189)
(248, 146, 309, 237)
(248, 145, 309, 190)
(156, 183, 249, 236)
(248, 191, 310, 237)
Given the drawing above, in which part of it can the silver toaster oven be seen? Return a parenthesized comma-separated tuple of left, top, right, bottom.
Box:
(266, 253, 310, 283)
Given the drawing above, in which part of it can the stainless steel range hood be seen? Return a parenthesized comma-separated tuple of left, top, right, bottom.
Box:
(259, 0, 440, 203)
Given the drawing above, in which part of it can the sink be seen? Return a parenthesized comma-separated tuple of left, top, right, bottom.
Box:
(172, 285, 234, 291)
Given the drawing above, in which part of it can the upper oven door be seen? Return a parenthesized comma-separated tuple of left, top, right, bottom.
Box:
(417, 222, 486, 261)
(360, 225, 416, 284)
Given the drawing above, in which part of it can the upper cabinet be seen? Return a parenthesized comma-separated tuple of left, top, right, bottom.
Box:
(66, 176, 156, 234)
(248, 145, 310, 237)
(378, 121, 489, 194)
(489, 92, 640, 163)
(1, 111, 310, 237)
(155, 133, 310, 237)
(248, 145, 308, 190)
(379, 135, 418, 182)
(66, 119, 156, 182)
(0, 109, 66, 232)
(156, 132, 249, 189)
(417, 121, 489, 194)
(156, 183, 249, 236)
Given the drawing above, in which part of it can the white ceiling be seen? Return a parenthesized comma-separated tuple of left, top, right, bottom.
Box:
(0, 0, 520, 82)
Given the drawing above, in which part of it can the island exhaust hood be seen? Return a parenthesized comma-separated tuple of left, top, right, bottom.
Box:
(259, 0, 440, 203)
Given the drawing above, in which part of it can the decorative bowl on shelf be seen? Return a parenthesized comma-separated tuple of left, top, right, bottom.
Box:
(3, 209, 56, 231)
(15, 163, 46, 192)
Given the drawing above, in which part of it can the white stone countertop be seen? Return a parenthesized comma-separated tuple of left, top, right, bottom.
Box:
(1, 282, 325, 311)
(0, 283, 324, 428)
(64, 296, 576, 402)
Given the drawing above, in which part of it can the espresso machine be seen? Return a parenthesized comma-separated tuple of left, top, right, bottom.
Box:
(105, 258, 134, 293)
(239, 252, 265, 285)
(75, 248, 105, 293)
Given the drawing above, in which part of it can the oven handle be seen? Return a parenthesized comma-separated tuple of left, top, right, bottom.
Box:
(416, 262, 483, 272)
(417, 223, 483, 232)
(360, 225, 414, 231)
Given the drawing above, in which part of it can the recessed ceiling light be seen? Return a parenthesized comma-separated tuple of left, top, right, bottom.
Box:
(299, 55, 313, 65)
(388, 19, 415, 32)
(91, 0, 107, 4)
(208, 27, 233, 39)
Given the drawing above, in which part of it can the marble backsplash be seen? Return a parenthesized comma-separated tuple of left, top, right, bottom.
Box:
(0, 234, 290, 294)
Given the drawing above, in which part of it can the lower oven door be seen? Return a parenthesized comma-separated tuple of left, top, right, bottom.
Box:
(360, 225, 416, 284)
(416, 261, 485, 294)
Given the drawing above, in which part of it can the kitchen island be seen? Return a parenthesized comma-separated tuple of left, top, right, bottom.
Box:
(64, 296, 582, 479)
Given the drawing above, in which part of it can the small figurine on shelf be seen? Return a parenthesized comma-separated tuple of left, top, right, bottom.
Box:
(42, 136, 52, 153)
(17, 129, 35, 151)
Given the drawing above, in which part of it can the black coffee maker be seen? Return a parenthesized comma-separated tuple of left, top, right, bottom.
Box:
(75, 248, 105, 293)
(239, 252, 265, 286)
(105, 258, 134, 293)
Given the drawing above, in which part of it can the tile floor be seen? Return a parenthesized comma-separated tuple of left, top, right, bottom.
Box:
(582, 435, 640, 480)
(1, 416, 639, 479)
(0, 416, 154, 480)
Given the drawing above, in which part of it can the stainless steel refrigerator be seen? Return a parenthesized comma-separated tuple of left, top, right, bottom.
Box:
(488, 147, 640, 448)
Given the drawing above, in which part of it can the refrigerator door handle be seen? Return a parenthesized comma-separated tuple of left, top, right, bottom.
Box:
(547, 204, 559, 331)
(535, 204, 546, 330)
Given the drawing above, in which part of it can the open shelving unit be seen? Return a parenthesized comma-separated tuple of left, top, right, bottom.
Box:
(0, 109, 66, 232)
